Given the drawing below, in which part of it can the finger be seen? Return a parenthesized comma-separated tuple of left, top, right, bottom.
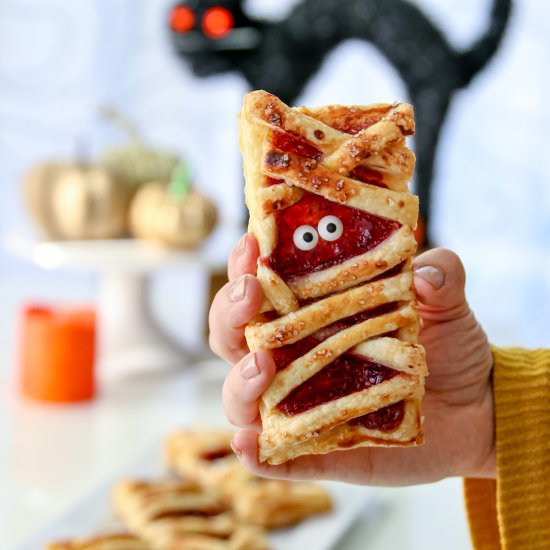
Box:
(228, 233, 260, 282)
(412, 248, 470, 323)
(230, 430, 442, 485)
(208, 274, 263, 364)
(230, 429, 335, 481)
(222, 351, 276, 430)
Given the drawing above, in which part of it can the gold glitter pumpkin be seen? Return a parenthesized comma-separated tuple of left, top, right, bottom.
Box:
(23, 162, 131, 240)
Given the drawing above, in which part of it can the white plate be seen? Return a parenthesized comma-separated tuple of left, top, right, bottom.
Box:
(16, 443, 377, 550)
(1, 226, 241, 271)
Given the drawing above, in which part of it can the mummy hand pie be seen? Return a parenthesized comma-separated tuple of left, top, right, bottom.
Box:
(113, 479, 268, 550)
(165, 429, 332, 528)
(238, 90, 428, 465)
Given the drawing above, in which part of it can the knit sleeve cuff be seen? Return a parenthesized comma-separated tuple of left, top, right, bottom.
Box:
(465, 347, 550, 549)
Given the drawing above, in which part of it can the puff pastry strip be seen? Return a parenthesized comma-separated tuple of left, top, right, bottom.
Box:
(47, 533, 149, 550)
(239, 90, 427, 465)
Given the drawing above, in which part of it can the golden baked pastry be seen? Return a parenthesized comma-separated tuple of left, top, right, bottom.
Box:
(238, 90, 428, 465)
(46, 533, 149, 550)
(165, 430, 332, 528)
(113, 478, 268, 550)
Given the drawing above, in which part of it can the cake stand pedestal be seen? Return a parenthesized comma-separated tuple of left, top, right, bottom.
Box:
(2, 229, 238, 382)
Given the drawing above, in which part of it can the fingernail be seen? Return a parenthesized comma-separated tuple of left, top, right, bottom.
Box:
(414, 265, 445, 290)
(229, 275, 248, 302)
(231, 438, 243, 458)
(240, 353, 261, 380)
(235, 234, 248, 257)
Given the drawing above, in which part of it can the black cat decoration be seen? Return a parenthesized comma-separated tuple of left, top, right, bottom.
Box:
(169, 0, 512, 246)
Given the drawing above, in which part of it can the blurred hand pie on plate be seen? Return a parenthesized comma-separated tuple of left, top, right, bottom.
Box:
(165, 429, 332, 527)
(113, 478, 268, 550)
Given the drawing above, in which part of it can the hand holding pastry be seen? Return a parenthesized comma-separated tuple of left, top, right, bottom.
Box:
(209, 235, 495, 485)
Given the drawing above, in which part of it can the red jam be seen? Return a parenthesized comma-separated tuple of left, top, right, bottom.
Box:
(271, 129, 323, 160)
(270, 192, 400, 281)
(271, 337, 319, 372)
(349, 166, 387, 188)
(277, 354, 398, 416)
(152, 510, 221, 520)
(349, 401, 405, 432)
(200, 449, 232, 461)
(267, 176, 284, 186)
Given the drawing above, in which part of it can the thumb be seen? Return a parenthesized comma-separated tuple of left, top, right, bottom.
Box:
(413, 248, 470, 323)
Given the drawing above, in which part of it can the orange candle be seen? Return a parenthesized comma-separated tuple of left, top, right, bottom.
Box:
(20, 305, 96, 402)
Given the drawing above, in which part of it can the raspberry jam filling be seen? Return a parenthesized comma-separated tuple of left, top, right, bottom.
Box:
(271, 128, 323, 160)
(271, 336, 318, 372)
(277, 354, 398, 416)
(349, 166, 387, 189)
(270, 192, 400, 281)
(152, 510, 223, 521)
(349, 400, 405, 432)
(200, 449, 233, 461)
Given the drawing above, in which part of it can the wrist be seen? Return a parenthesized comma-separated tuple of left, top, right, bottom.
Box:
(466, 381, 496, 478)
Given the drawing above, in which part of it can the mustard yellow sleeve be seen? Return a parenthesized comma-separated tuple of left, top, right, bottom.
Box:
(464, 347, 550, 550)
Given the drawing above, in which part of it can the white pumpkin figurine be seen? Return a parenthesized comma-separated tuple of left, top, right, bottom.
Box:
(129, 163, 218, 249)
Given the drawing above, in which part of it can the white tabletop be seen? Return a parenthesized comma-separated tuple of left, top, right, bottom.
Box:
(1, 356, 472, 550)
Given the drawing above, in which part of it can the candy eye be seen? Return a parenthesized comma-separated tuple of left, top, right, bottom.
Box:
(318, 216, 343, 241)
(293, 225, 319, 251)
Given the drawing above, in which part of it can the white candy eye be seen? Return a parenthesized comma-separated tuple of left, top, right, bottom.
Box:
(293, 225, 319, 251)
(318, 215, 343, 241)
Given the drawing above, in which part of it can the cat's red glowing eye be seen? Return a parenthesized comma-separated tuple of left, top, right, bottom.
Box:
(170, 6, 195, 32)
(202, 7, 234, 39)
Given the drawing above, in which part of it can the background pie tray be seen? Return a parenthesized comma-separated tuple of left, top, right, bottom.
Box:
(15, 437, 378, 550)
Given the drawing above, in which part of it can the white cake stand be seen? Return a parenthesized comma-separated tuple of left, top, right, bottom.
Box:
(2, 227, 240, 382)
